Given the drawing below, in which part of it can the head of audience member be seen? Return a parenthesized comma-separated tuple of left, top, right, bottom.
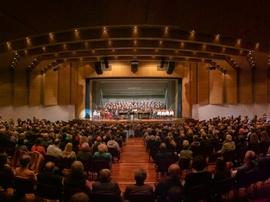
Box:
(244, 150, 256, 163)
(182, 140, 189, 149)
(54, 138, 61, 146)
(193, 135, 200, 142)
(64, 142, 73, 153)
(159, 142, 167, 152)
(100, 168, 111, 183)
(70, 161, 85, 177)
(134, 168, 147, 185)
(97, 143, 108, 153)
(20, 154, 31, 168)
(35, 137, 43, 146)
(44, 161, 56, 174)
(81, 142, 90, 151)
(96, 136, 102, 143)
(193, 155, 207, 172)
(168, 164, 181, 178)
(0, 153, 8, 167)
(225, 134, 233, 142)
(43, 133, 49, 140)
(70, 192, 90, 202)
(249, 133, 259, 144)
(167, 186, 183, 202)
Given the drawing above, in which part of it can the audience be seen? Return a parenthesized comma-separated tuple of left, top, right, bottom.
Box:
(0, 152, 14, 189)
(31, 137, 46, 156)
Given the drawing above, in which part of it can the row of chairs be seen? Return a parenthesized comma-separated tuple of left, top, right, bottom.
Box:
(10, 177, 155, 202)
(187, 166, 270, 201)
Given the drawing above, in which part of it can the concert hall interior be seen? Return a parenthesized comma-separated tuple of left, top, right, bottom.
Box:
(0, 1, 270, 122)
(1, 1, 270, 202)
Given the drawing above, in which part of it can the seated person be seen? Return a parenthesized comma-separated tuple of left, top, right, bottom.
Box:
(47, 138, 62, 158)
(179, 140, 193, 160)
(77, 142, 93, 162)
(155, 164, 183, 202)
(93, 143, 112, 163)
(167, 186, 183, 202)
(107, 136, 120, 151)
(61, 142, 76, 159)
(0, 152, 14, 189)
(214, 157, 231, 182)
(124, 168, 153, 199)
(155, 143, 177, 165)
(70, 192, 90, 202)
(92, 168, 121, 196)
(31, 137, 46, 156)
(184, 155, 212, 191)
(37, 161, 62, 187)
(218, 134, 236, 154)
(232, 150, 258, 179)
(15, 154, 36, 185)
(64, 161, 91, 193)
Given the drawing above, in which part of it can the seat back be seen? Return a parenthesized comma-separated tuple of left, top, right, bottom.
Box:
(91, 192, 122, 202)
(0, 171, 14, 189)
(178, 158, 191, 171)
(223, 149, 235, 162)
(36, 182, 63, 200)
(13, 150, 28, 167)
(186, 184, 212, 201)
(156, 158, 175, 175)
(63, 185, 90, 202)
(60, 157, 76, 169)
(236, 170, 257, 189)
(108, 148, 120, 159)
(44, 154, 60, 167)
(257, 166, 270, 182)
(29, 151, 44, 173)
(124, 193, 155, 202)
(214, 177, 236, 195)
(92, 159, 111, 176)
(14, 176, 35, 194)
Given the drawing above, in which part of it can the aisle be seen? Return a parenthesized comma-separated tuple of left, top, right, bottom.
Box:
(111, 137, 156, 192)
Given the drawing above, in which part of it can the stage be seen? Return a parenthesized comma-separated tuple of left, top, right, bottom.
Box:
(71, 117, 195, 125)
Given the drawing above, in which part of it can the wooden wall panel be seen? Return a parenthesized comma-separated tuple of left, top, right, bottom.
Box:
(70, 63, 78, 105)
(182, 63, 191, 117)
(209, 69, 223, 104)
(190, 63, 197, 104)
(58, 63, 70, 105)
(0, 71, 12, 106)
(29, 70, 42, 105)
(44, 69, 58, 105)
(253, 52, 268, 103)
(13, 71, 28, 105)
(239, 68, 252, 103)
(197, 63, 209, 104)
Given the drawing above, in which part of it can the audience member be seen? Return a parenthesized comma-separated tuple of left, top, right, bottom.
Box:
(0, 152, 14, 189)
(31, 137, 46, 155)
(179, 140, 192, 159)
(124, 168, 153, 199)
(64, 161, 91, 193)
(70, 192, 90, 202)
(37, 161, 62, 187)
(14, 154, 36, 185)
(77, 142, 93, 162)
(61, 142, 76, 159)
(155, 164, 183, 202)
(218, 134, 235, 154)
(92, 168, 121, 195)
(93, 143, 112, 163)
(47, 138, 62, 158)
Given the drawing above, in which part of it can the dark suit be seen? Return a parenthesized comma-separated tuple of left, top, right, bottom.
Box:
(37, 172, 63, 187)
(155, 177, 183, 202)
(124, 183, 153, 199)
(92, 181, 121, 195)
(184, 171, 212, 191)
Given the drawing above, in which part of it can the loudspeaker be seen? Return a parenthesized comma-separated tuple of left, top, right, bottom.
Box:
(166, 62, 175, 74)
(131, 61, 138, 73)
(94, 62, 103, 75)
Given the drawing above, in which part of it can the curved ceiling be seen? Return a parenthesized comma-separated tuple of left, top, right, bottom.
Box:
(1, 0, 270, 70)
